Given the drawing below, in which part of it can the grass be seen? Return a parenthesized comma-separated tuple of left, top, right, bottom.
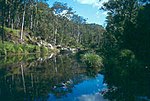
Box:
(0, 27, 56, 56)
(4, 27, 20, 37)
(0, 41, 52, 56)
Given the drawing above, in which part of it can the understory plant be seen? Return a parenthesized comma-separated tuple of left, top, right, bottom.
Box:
(82, 53, 103, 68)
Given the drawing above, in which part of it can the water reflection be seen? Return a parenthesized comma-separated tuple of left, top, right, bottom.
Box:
(103, 57, 150, 101)
(48, 74, 107, 101)
(0, 54, 107, 101)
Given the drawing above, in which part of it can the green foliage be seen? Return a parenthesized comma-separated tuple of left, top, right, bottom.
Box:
(14, 45, 24, 53)
(0, 44, 6, 56)
(102, 0, 150, 66)
(25, 45, 36, 53)
(0, 41, 47, 56)
(119, 49, 136, 65)
(82, 53, 103, 68)
(0, 42, 15, 55)
(4, 27, 20, 37)
(40, 46, 49, 55)
(119, 49, 135, 60)
(35, 46, 41, 53)
(1, 1, 105, 52)
(5, 43, 16, 54)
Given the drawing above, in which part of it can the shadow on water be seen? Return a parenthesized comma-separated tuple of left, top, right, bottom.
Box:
(103, 57, 150, 101)
(0, 53, 108, 101)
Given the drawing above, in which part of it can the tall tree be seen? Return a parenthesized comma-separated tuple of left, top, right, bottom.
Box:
(0, 0, 6, 43)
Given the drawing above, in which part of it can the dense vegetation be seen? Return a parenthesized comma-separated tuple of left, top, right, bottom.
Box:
(0, 0, 150, 100)
(101, 0, 150, 100)
(0, 0, 105, 56)
(102, 0, 150, 65)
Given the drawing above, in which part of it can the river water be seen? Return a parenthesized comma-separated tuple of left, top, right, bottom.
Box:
(0, 53, 150, 101)
(0, 54, 108, 101)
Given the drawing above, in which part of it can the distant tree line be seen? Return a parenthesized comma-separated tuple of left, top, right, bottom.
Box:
(0, 0, 105, 49)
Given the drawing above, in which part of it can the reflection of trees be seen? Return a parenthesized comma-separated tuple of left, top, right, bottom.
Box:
(0, 54, 86, 101)
(104, 58, 150, 101)
(85, 66, 102, 78)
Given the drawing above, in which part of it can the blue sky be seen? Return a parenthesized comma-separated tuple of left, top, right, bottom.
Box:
(48, 0, 108, 25)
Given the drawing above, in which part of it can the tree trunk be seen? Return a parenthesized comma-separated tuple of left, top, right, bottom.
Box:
(77, 25, 80, 43)
(31, 73, 34, 87)
(30, 14, 33, 30)
(16, 16, 20, 29)
(20, 63, 26, 93)
(8, 9, 11, 27)
(1, 0, 5, 43)
(54, 28, 57, 45)
(20, 10, 25, 42)
(11, 19, 14, 30)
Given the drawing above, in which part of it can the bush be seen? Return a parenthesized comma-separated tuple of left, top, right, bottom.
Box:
(0, 43, 6, 56)
(35, 46, 41, 53)
(5, 43, 16, 54)
(119, 49, 135, 62)
(14, 44, 24, 54)
(40, 46, 49, 55)
(25, 44, 36, 53)
(0, 41, 50, 56)
(82, 53, 103, 68)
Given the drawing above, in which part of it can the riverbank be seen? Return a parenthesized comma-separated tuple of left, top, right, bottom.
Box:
(0, 41, 58, 56)
(0, 27, 59, 56)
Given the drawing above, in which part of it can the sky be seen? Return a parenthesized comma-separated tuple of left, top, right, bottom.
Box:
(48, 0, 108, 25)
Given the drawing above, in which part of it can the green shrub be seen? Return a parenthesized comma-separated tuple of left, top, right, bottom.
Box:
(14, 44, 24, 53)
(40, 46, 49, 54)
(0, 43, 6, 55)
(0, 48, 6, 56)
(35, 46, 40, 53)
(82, 53, 103, 68)
(5, 43, 15, 54)
(119, 49, 135, 62)
(25, 44, 36, 53)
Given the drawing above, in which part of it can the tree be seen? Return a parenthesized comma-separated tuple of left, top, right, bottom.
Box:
(0, 0, 6, 43)
(132, 4, 150, 64)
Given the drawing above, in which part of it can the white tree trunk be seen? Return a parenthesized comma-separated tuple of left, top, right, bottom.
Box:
(20, 64, 26, 93)
(20, 10, 25, 42)
(54, 28, 57, 45)
(11, 19, 14, 30)
(30, 14, 33, 30)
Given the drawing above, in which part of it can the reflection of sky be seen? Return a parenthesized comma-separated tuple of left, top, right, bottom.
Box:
(48, 74, 108, 101)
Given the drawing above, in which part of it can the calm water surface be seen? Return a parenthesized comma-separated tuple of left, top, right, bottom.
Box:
(0, 53, 150, 101)
(0, 54, 108, 101)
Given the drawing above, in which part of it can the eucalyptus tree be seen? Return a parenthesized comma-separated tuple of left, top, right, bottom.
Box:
(0, 0, 5, 43)
(32, 2, 54, 40)
(51, 1, 74, 45)
(71, 14, 86, 44)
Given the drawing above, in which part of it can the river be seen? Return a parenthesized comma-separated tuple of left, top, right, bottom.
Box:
(0, 53, 150, 101)
(0, 54, 108, 101)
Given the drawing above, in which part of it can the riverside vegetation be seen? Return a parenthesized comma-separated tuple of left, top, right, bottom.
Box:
(0, 0, 150, 101)
(0, 1, 105, 56)
(0, 27, 56, 56)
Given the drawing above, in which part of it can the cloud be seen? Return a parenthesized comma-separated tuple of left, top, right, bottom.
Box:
(102, 11, 108, 16)
(78, 93, 109, 101)
(75, 0, 108, 8)
(96, 11, 108, 19)
(76, 0, 97, 5)
(96, 11, 101, 18)
(59, 10, 68, 15)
